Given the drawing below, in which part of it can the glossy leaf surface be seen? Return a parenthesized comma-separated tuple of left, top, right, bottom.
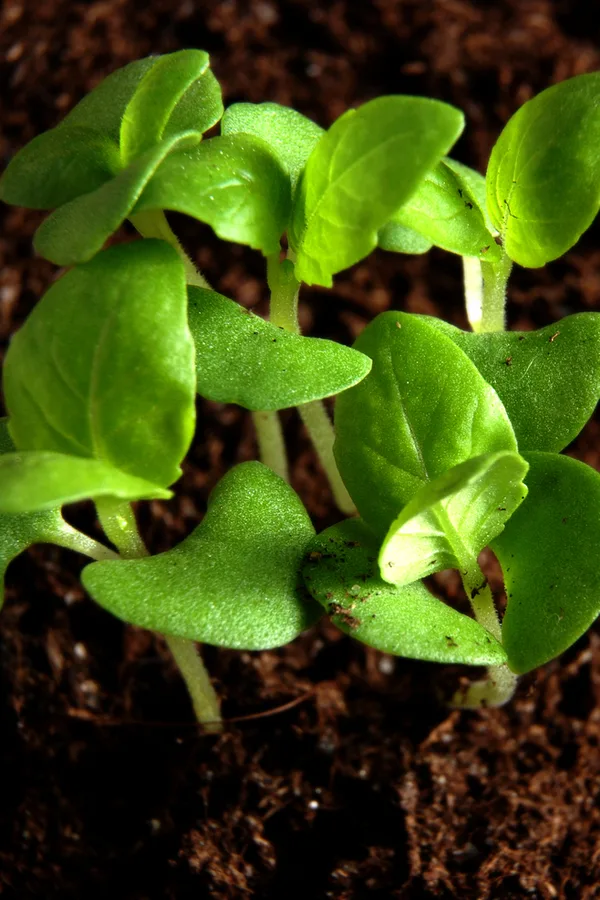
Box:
(134, 135, 291, 255)
(379, 451, 528, 586)
(290, 96, 464, 286)
(188, 287, 371, 409)
(83, 462, 321, 648)
(4, 241, 195, 489)
(334, 312, 517, 535)
(493, 452, 600, 674)
(424, 313, 600, 452)
(222, 102, 323, 193)
(486, 73, 600, 267)
(302, 518, 507, 665)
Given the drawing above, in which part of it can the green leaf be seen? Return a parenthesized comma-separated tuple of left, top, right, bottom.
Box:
(378, 221, 433, 254)
(82, 462, 321, 648)
(133, 134, 291, 255)
(334, 312, 517, 535)
(4, 241, 195, 489)
(389, 158, 500, 261)
(493, 452, 600, 674)
(0, 451, 171, 515)
(423, 313, 600, 452)
(33, 132, 201, 265)
(120, 49, 220, 165)
(379, 451, 528, 586)
(221, 101, 323, 193)
(486, 72, 600, 267)
(289, 96, 464, 286)
(302, 518, 507, 665)
(188, 286, 371, 410)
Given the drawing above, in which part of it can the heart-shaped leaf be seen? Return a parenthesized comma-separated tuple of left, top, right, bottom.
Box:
(388, 158, 500, 261)
(302, 518, 507, 665)
(289, 96, 464, 286)
(492, 452, 600, 674)
(423, 313, 600, 452)
(133, 134, 291, 256)
(378, 221, 433, 254)
(486, 72, 600, 267)
(221, 102, 323, 193)
(120, 49, 221, 165)
(188, 286, 371, 409)
(82, 462, 321, 648)
(33, 132, 202, 265)
(379, 451, 528, 586)
(4, 241, 195, 489)
(334, 312, 517, 536)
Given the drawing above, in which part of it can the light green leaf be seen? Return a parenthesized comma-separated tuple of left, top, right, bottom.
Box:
(4, 241, 195, 489)
(120, 49, 219, 165)
(379, 451, 528, 586)
(389, 158, 500, 261)
(0, 451, 171, 515)
(334, 312, 517, 536)
(222, 101, 323, 193)
(33, 132, 201, 265)
(302, 518, 507, 665)
(423, 312, 600, 452)
(133, 134, 291, 255)
(486, 72, 600, 267)
(82, 462, 321, 648)
(289, 96, 464, 286)
(493, 452, 600, 674)
(378, 221, 433, 254)
(188, 286, 371, 409)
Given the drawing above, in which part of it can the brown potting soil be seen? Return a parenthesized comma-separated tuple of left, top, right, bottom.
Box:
(1, 1, 600, 897)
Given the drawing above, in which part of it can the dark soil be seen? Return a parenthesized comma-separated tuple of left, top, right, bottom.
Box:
(1, 1, 600, 897)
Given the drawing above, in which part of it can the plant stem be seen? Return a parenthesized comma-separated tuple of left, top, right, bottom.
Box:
(51, 523, 120, 561)
(129, 209, 211, 289)
(252, 410, 289, 482)
(480, 251, 512, 333)
(462, 256, 484, 333)
(95, 498, 222, 732)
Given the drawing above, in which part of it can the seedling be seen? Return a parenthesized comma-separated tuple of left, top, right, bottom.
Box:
(1, 52, 599, 725)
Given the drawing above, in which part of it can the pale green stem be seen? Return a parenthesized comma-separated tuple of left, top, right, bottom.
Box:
(462, 256, 484, 333)
(129, 209, 211, 289)
(51, 524, 120, 561)
(95, 498, 222, 732)
(480, 251, 513, 333)
(252, 409, 289, 482)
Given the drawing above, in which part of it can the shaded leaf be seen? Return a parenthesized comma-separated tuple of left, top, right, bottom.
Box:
(378, 221, 432, 254)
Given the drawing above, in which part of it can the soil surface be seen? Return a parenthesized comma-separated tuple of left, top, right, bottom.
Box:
(1, 1, 600, 897)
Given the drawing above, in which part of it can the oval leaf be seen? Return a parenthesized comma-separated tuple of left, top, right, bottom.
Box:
(82, 462, 321, 648)
(486, 72, 600, 267)
(188, 286, 371, 410)
(378, 221, 433, 254)
(221, 102, 323, 193)
(379, 451, 528, 587)
(289, 96, 464, 286)
(493, 452, 600, 674)
(422, 313, 600, 452)
(4, 241, 195, 489)
(302, 518, 507, 665)
(133, 134, 291, 255)
(334, 312, 517, 536)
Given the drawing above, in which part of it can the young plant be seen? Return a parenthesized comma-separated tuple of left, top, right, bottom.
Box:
(1, 52, 599, 725)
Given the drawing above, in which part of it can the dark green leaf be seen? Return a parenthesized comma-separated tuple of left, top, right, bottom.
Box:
(33, 133, 202, 265)
(4, 241, 195, 489)
(334, 312, 517, 535)
(289, 96, 464, 286)
(486, 73, 600, 267)
(389, 158, 500, 261)
(423, 313, 600, 452)
(379, 451, 528, 586)
(493, 452, 600, 674)
(133, 134, 291, 255)
(378, 221, 432, 254)
(82, 462, 321, 648)
(302, 518, 507, 665)
(221, 102, 323, 192)
(188, 286, 371, 410)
